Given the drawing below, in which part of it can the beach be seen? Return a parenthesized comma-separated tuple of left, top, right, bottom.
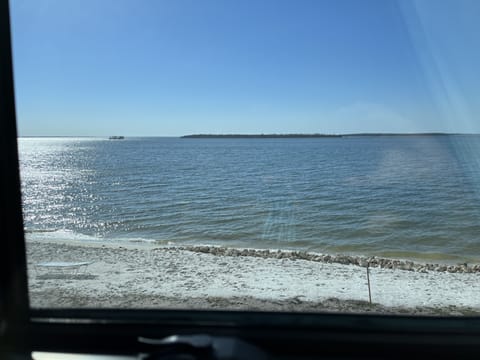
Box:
(27, 240, 480, 315)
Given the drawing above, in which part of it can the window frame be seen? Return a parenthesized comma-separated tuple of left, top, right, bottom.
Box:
(3, 0, 480, 357)
(0, 0, 30, 355)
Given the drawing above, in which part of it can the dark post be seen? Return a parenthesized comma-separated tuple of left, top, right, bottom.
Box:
(366, 262, 372, 304)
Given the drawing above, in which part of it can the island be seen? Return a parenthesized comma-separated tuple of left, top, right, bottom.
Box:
(181, 133, 474, 139)
(181, 134, 342, 138)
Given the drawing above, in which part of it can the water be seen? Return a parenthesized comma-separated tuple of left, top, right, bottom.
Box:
(18, 135, 480, 263)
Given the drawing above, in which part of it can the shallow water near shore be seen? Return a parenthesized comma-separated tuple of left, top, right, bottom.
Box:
(19, 135, 480, 263)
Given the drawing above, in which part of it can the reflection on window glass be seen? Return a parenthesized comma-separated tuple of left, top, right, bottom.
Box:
(11, 0, 480, 315)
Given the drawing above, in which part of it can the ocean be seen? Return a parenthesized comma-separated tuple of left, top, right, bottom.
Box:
(18, 135, 480, 263)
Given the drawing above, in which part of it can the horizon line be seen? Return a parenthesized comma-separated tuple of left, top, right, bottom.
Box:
(18, 132, 480, 138)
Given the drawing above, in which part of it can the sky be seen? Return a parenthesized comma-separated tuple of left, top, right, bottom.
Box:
(9, 0, 480, 136)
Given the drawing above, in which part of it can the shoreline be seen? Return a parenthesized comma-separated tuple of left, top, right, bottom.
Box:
(26, 240, 480, 315)
(27, 237, 480, 274)
(168, 245, 480, 274)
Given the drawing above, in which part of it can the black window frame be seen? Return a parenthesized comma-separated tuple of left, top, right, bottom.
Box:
(0, 0, 30, 355)
(3, 0, 480, 358)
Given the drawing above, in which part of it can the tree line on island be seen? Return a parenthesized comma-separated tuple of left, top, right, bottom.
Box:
(181, 134, 341, 138)
(181, 133, 465, 139)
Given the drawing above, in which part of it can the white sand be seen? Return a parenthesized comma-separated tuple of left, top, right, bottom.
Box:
(26, 240, 480, 315)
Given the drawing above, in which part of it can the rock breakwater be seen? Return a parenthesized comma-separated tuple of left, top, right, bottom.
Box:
(163, 246, 480, 274)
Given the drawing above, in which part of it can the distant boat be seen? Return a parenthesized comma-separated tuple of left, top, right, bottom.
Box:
(109, 136, 124, 140)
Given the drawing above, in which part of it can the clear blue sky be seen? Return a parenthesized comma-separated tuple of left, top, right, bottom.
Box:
(10, 0, 480, 136)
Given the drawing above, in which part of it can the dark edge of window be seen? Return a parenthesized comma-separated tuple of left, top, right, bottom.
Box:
(0, 0, 30, 356)
(26, 309, 480, 356)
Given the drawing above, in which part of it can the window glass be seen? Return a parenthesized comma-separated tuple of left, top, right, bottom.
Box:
(11, 0, 480, 315)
